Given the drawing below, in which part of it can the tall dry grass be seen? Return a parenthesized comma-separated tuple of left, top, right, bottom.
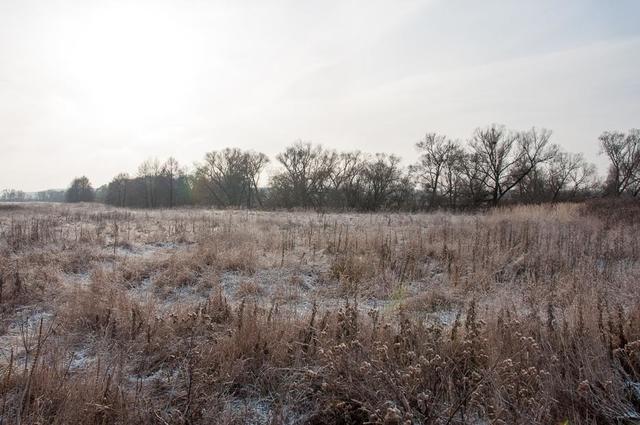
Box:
(0, 201, 638, 424)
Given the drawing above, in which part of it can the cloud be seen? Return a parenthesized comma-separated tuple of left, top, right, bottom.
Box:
(0, 0, 638, 191)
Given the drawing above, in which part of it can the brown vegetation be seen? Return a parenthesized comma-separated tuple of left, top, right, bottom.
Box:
(0, 202, 639, 424)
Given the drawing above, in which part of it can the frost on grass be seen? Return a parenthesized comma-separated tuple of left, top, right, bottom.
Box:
(1, 203, 640, 424)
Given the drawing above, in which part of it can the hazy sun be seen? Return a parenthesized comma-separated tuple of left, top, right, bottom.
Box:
(50, 4, 203, 126)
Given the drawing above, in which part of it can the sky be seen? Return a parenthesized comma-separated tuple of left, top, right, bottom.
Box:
(1, 0, 639, 191)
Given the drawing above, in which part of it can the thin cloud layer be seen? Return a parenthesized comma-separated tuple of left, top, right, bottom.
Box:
(0, 0, 639, 191)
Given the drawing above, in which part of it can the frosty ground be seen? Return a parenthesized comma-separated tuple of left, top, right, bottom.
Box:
(0, 202, 639, 424)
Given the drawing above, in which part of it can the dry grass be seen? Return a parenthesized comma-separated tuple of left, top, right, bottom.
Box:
(0, 201, 639, 424)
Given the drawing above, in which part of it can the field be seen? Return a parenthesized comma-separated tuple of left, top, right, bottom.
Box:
(0, 202, 639, 424)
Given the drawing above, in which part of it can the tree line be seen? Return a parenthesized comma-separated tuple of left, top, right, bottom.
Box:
(0, 189, 65, 203)
(2, 125, 638, 210)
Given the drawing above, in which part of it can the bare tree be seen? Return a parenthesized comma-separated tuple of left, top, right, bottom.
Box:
(195, 148, 268, 207)
(458, 152, 489, 206)
(197, 149, 245, 206)
(162, 157, 181, 208)
(600, 129, 640, 196)
(138, 158, 161, 208)
(65, 176, 95, 203)
(411, 133, 464, 208)
(109, 173, 129, 207)
(361, 153, 402, 211)
(440, 145, 466, 208)
(272, 141, 338, 208)
(244, 151, 269, 207)
(470, 125, 554, 205)
(547, 149, 596, 201)
(327, 151, 365, 209)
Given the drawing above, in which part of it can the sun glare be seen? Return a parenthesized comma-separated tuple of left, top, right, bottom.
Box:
(51, 4, 202, 126)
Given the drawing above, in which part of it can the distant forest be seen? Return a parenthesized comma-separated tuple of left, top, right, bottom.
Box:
(2, 125, 639, 210)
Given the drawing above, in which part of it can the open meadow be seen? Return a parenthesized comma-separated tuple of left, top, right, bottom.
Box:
(1, 202, 640, 424)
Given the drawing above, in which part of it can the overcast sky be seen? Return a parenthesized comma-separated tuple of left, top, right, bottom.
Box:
(1, 0, 639, 191)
